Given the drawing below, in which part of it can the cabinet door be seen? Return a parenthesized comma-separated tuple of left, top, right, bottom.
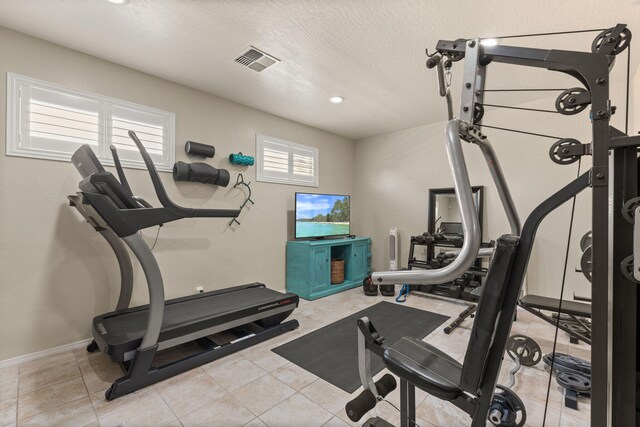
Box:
(351, 242, 367, 279)
(310, 247, 331, 292)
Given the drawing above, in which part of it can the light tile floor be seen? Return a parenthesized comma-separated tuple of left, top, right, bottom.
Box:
(0, 287, 590, 426)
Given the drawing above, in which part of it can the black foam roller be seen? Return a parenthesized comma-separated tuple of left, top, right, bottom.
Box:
(345, 389, 377, 422)
(345, 375, 397, 422)
(185, 141, 215, 158)
(376, 374, 397, 398)
(173, 161, 230, 187)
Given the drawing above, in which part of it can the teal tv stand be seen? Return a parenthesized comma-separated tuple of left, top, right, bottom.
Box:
(286, 237, 371, 300)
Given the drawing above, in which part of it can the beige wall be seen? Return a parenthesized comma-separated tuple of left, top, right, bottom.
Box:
(0, 27, 355, 361)
(353, 81, 628, 301)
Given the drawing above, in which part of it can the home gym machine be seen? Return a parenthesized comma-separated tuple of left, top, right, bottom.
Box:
(68, 131, 299, 400)
(345, 24, 638, 426)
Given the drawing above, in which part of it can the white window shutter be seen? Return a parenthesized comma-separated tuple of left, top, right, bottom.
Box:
(7, 73, 175, 172)
(109, 105, 166, 167)
(256, 134, 319, 187)
(261, 139, 290, 179)
(291, 145, 316, 184)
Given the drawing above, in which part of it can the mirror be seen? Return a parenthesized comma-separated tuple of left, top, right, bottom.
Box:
(428, 186, 484, 241)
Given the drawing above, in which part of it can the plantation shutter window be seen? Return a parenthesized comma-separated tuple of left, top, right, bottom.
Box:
(7, 73, 175, 171)
(109, 105, 171, 168)
(256, 134, 319, 187)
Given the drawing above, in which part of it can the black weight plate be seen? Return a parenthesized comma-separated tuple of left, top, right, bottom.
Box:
(556, 372, 591, 394)
(489, 385, 526, 427)
(506, 335, 541, 367)
(543, 353, 591, 376)
(579, 230, 592, 252)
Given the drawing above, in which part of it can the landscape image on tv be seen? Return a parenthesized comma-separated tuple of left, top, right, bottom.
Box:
(296, 193, 350, 238)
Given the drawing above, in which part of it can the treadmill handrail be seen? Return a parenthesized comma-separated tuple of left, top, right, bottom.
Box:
(99, 229, 134, 311)
(122, 233, 165, 351)
(110, 145, 135, 198)
(372, 119, 481, 285)
(127, 131, 240, 219)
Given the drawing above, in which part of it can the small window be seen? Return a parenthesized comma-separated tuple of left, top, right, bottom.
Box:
(256, 134, 319, 187)
(6, 73, 175, 171)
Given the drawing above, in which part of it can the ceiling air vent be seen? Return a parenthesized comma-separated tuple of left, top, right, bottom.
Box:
(235, 46, 279, 72)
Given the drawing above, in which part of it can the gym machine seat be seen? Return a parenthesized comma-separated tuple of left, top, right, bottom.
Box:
(383, 336, 463, 400)
(69, 130, 299, 400)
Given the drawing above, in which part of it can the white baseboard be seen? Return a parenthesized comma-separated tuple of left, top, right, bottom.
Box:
(0, 338, 92, 369)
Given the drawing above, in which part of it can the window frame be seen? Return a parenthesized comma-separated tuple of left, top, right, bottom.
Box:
(256, 134, 319, 187)
(6, 72, 175, 172)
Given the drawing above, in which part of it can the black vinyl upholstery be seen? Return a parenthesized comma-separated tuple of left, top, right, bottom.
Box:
(460, 235, 519, 395)
(380, 235, 519, 403)
(383, 337, 463, 401)
(520, 294, 591, 318)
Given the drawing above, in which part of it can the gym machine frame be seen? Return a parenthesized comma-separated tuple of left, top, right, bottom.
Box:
(349, 24, 638, 426)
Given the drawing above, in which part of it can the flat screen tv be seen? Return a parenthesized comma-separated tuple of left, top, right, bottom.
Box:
(295, 192, 350, 239)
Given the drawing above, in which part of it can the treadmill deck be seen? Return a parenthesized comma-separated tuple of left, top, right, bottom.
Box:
(93, 283, 298, 361)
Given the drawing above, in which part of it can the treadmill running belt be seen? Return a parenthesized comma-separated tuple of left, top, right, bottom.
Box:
(95, 284, 297, 360)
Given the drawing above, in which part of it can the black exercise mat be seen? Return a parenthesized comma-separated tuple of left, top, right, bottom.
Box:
(272, 301, 449, 393)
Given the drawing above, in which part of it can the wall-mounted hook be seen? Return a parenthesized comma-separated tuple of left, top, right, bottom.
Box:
(228, 173, 254, 226)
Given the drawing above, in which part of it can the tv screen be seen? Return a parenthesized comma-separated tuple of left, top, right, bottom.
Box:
(295, 192, 350, 239)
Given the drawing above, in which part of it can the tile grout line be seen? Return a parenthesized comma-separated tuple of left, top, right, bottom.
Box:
(16, 357, 87, 425)
(76, 356, 101, 426)
(13, 365, 20, 427)
(153, 385, 182, 426)
(178, 361, 258, 423)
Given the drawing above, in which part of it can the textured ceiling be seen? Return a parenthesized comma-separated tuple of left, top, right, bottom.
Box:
(0, 0, 639, 140)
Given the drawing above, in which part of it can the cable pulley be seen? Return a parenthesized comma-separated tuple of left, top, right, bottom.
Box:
(448, 38, 466, 62)
(555, 88, 590, 115)
(579, 230, 592, 252)
(549, 138, 582, 164)
(592, 28, 632, 55)
(473, 103, 484, 124)
(580, 246, 592, 283)
(622, 197, 640, 224)
(621, 255, 640, 283)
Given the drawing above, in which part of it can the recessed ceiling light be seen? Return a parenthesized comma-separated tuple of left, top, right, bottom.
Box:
(481, 38, 499, 47)
(107, 0, 129, 4)
(329, 96, 344, 104)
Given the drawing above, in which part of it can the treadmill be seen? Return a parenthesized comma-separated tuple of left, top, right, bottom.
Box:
(68, 130, 299, 400)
